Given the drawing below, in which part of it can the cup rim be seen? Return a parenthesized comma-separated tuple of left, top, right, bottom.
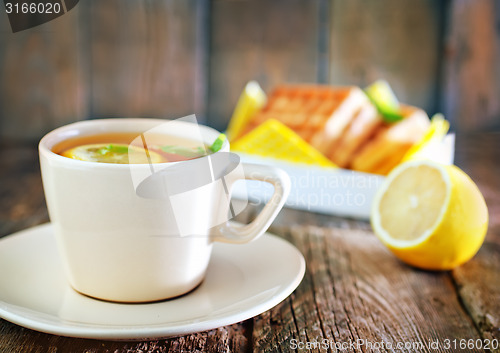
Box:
(39, 118, 228, 169)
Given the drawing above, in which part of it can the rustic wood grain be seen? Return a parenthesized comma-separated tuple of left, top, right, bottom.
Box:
(453, 133, 500, 240)
(329, 0, 444, 115)
(253, 226, 487, 352)
(0, 4, 86, 142)
(451, 132, 500, 352)
(442, 0, 500, 131)
(2, 0, 499, 143)
(0, 146, 49, 237)
(452, 243, 500, 351)
(0, 0, 207, 144)
(207, 0, 321, 130)
(88, 0, 207, 122)
(0, 322, 250, 353)
(271, 205, 373, 233)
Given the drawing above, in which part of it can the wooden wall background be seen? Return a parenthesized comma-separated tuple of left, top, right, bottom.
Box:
(0, 0, 499, 143)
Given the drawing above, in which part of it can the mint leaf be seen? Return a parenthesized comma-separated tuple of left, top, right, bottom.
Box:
(108, 144, 129, 154)
(160, 145, 207, 158)
(209, 133, 227, 153)
(97, 144, 129, 155)
(98, 147, 109, 155)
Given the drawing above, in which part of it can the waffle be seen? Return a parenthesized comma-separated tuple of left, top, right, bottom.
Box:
(238, 85, 367, 141)
(350, 105, 430, 174)
(234, 84, 430, 175)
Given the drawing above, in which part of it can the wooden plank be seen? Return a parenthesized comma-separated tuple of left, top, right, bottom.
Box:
(88, 0, 207, 123)
(452, 133, 500, 351)
(329, 0, 443, 115)
(453, 133, 500, 241)
(0, 4, 86, 142)
(0, 0, 207, 143)
(0, 321, 250, 353)
(248, 201, 372, 234)
(442, 0, 500, 131)
(253, 226, 486, 352)
(0, 147, 49, 238)
(271, 205, 372, 233)
(208, 0, 321, 130)
(252, 227, 329, 353)
(452, 243, 500, 351)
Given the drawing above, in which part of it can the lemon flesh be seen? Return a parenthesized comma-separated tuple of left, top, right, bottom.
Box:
(371, 160, 488, 270)
(378, 164, 448, 241)
(62, 144, 165, 164)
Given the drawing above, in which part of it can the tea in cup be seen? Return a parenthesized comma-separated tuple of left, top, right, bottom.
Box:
(39, 118, 290, 302)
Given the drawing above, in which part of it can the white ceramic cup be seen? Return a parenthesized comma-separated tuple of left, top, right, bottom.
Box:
(39, 118, 290, 303)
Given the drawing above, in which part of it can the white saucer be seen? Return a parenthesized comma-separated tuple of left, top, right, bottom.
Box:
(0, 224, 305, 340)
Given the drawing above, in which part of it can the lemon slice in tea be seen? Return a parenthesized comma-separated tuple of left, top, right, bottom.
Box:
(62, 143, 165, 164)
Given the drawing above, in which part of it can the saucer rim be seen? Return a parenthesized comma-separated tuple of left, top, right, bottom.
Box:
(0, 223, 305, 340)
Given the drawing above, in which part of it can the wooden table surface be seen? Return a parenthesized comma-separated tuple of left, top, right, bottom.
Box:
(0, 133, 498, 353)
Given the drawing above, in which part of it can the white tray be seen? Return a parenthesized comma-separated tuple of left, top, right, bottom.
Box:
(232, 134, 455, 220)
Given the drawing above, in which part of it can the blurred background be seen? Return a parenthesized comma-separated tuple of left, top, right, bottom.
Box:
(0, 0, 499, 144)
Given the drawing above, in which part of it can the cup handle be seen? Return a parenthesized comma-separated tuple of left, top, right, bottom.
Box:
(214, 163, 291, 244)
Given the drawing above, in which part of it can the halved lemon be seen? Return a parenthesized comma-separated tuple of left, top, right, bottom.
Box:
(371, 160, 488, 270)
(62, 143, 165, 164)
